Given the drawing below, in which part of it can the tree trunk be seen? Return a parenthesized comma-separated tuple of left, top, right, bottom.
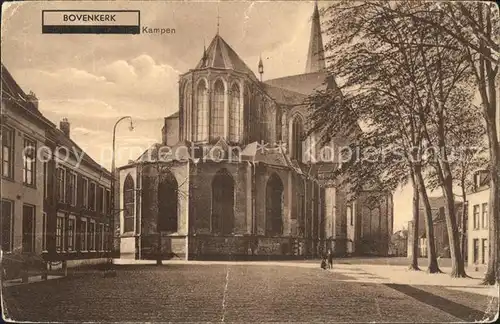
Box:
(460, 186, 468, 263)
(482, 107, 499, 285)
(409, 170, 420, 271)
(415, 167, 441, 273)
(469, 4, 499, 285)
(440, 165, 467, 277)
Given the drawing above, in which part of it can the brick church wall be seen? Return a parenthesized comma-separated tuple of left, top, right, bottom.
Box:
(189, 161, 250, 234)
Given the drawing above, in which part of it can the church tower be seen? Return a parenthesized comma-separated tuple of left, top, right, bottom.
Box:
(305, 1, 326, 73)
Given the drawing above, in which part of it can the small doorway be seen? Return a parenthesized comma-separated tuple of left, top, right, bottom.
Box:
(22, 204, 35, 253)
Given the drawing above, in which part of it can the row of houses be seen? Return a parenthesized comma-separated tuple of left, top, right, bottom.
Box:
(406, 169, 491, 267)
(1, 63, 112, 271)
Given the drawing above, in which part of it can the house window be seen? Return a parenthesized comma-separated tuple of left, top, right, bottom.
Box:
(88, 222, 96, 250)
(99, 224, 105, 251)
(473, 239, 479, 264)
(481, 238, 488, 264)
(22, 204, 35, 252)
(97, 186, 104, 214)
(473, 205, 480, 230)
(89, 182, 96, 211)
(104, 225, 110, 251)
(43, 162, 48, 199)
(42, 212, 47, 251)
(482, 203, 488, 229)
(347, 206, 353, 226)
(123, 174, 135, 233)
(68, 172, 77, 206)
(105, 189, 111, 215)
(96, 223, 101, 252)
(80, 218, 87, 251)
(82, 178, 88, 208)
(56, 216, 65, 251)
(23, 138, 36, 186)
(67, 217, 75, 251)
(2, 127, 14, 179)
(1, 200, 13, 252)
(57, 167, 66, 203)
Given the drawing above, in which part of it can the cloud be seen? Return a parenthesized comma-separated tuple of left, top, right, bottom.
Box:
(100, 60, 137, 83)
(39, 98, 122, 119)
(72, 127, 106, 136)
(12, 54, 180, 120)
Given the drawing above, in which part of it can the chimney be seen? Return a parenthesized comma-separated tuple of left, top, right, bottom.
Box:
(60, 118, 70, 137)
(26, 91, 39, 110)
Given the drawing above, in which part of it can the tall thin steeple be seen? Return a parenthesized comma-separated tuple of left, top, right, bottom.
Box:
(258, 55, 264, 81)
(305, 1, 326, 73)
(216, 4, 221, 35)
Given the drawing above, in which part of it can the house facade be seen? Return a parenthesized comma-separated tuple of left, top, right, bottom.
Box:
(43, 120, 113, 268)
(1, 64, 112, 270)
(1, 65, 54, 256)
(467, 170, 490, 267)
(407, 197, 464, 259)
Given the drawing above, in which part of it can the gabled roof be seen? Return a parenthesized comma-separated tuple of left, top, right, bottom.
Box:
(1, 63, 54, 127)
(2, 64, 108, 175)
(261, 83, 307, 105)
(264, 71, 331, 95)
(166, 111, 179, 119)
(195, 34, 258, 81)
(51, 128, 111, 176)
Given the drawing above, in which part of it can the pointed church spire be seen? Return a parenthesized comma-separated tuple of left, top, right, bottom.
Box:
(216, 4, 221, 35)
(201, 40, 208, 67)
(258, 55, 264, 81)
(305, 1, 326, 73)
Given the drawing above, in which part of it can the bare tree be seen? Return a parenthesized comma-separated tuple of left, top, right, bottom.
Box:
(378, 0, 499, 285)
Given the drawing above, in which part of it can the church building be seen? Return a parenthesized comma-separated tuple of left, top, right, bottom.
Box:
(116, 3, 393, 260)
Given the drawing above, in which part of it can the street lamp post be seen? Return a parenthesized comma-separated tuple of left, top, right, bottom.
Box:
(104, 116, 134, 277)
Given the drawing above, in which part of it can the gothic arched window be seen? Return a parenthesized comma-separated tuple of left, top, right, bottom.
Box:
(184, 82, 191, 138)
(123, 174, 135, 233)
(158, 170, 178, 232)
(291, 115, 304, 162)
(266, 173, 284, 236)
(211, 80, 225, 139)
(229, 83, 241, 142)
(193, 80, 208, 141)
(211, 169, 235, 235)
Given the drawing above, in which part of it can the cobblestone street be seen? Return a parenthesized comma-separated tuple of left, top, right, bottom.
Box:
(3, 263, 496, 322)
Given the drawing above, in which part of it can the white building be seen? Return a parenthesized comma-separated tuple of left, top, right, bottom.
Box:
(467, 170, 490, 267)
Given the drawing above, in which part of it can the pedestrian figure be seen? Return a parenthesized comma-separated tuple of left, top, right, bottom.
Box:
(320, 257, 327, 270)
(327, 249, 333, 269)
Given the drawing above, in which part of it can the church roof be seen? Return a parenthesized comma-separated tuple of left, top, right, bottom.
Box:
(264, 71, 330, 95)
(194, 34, 258, 81)
(166, 111, 179, 119)
(261, 83, 307, 105)
(240, 142, 304, 174)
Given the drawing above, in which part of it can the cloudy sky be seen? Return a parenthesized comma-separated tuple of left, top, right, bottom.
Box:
(2, 0, 417, 232)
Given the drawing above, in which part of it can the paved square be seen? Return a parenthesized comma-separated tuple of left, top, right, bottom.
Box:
(2, 263, 496, 322)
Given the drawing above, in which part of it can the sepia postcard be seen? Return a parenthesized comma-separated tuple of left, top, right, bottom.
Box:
(0, 0, 499, 322)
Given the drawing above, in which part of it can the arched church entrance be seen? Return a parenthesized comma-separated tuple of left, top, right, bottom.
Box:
(211, 169, 235, 235)
(266, 173, 284, 236)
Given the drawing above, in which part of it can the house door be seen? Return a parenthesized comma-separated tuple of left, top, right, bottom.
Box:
(22, 205, 35, 253)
